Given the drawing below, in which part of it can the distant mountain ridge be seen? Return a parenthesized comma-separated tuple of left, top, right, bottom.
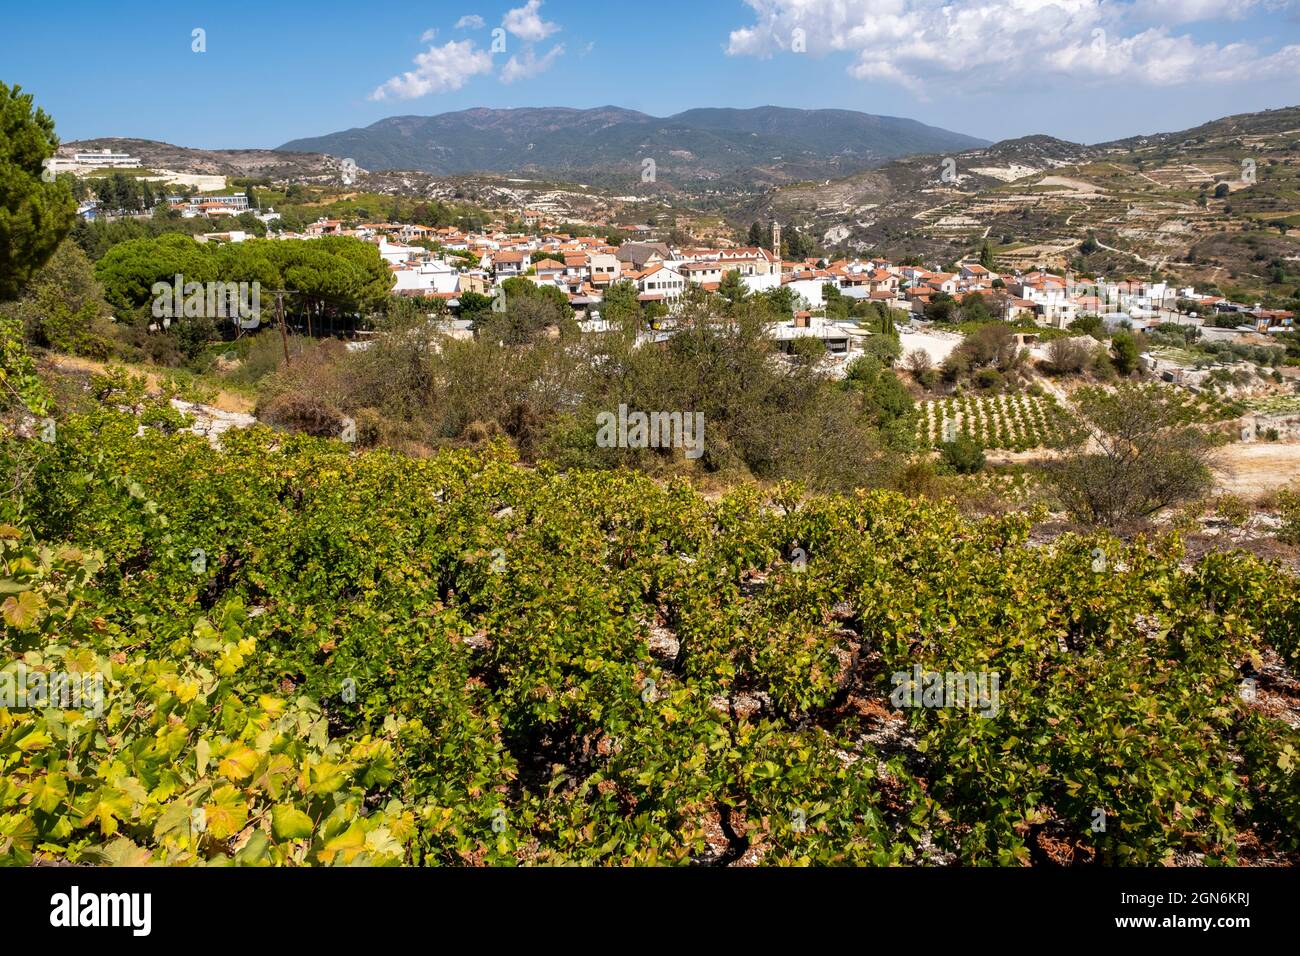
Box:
(276, 105, 989, 186)
(739, 103, 1300, 301)
(61, 137, 338, 179)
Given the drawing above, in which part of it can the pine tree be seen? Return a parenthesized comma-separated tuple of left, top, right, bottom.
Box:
(718, 269, 749, 305)
(0, 83, 76, 300)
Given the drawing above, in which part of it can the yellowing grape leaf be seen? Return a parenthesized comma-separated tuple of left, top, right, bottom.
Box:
(78, 787, 132, 837)
(15, 727, 52, 752)
(218, 745, 260, 782)
(250, 753, 294, 800)
(100, 837, 156, 867)
(203, 786, 249, 840)
(2, 591, 46, 630)
(319, 821, 367, 865)
(364, 826, 404, 860)
(25, 773, 67, 814)
(153, 799, 194, 840)
(194, 738, 211, 776)
(306, 761, 348, 796)
(271, 804, 315, 841)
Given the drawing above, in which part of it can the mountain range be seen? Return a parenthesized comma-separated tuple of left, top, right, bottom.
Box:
(276, 106, 989, 187)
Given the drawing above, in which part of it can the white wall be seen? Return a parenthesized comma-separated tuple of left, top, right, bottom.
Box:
(785, 279, 826, 310)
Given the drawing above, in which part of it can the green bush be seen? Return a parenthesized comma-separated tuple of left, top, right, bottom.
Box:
(939, 435, 987, 474)
(1278, 489, 1300, 545)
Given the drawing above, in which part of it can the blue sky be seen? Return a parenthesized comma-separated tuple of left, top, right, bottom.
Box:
(3, 0, 1298, 150)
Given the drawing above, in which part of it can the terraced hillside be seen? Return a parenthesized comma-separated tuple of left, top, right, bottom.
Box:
(744, 106, 1300, 304)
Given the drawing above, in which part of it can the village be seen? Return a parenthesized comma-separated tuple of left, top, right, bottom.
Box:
(58, 149, 1300, 478)
(61, 149, 1297, 360)
(276, 211, 1299, 389)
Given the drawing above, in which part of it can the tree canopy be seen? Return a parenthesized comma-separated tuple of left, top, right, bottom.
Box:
(0, 82, 76, 301)
(93, 234, 394, 322)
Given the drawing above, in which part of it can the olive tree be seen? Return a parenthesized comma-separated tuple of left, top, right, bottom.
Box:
(1046, 384, 1219, 526)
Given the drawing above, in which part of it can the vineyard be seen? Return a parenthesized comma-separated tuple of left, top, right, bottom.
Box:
(918, 393, 1070, 452)
(1246, 394, 1300, 415)
(918, 388, 1247, 453)
(1163, 390, 1248, 424)
(1, 406, 1298, 866)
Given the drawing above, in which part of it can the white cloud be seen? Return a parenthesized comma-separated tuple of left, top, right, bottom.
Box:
(456, 14, 486, 29)
(725, 0, 1299, 91)
(1134, 0, 1260, 23)
(419, 28, 438, 43)
(501, 43, 566, 83)
(370, 39, 494, 101)
(503, 0, 559, 42)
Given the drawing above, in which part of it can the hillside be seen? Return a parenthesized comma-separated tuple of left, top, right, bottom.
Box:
(747, 106, 1300, 301)
(62, 137, 341, 180)
(276, 105, 989, 188)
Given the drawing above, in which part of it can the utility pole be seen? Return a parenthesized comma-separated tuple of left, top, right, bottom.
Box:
(276, 291, 290, 365)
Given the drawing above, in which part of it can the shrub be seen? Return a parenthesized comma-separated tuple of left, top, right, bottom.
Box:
(862, 333, 903, 366)
(939, 434, 986, 474)
(0, 317, 51, 415)
(1278, 489, 1300, 545)
(1111, 331, 1141, 376)
(258, 390, 347, 438)
(1, 240, 113, 358)
(1045, 336, 1090, 375)
(904, 348, 933, 377)
(1046, 384, 1218, 526)
(1214, 494, 1250, 528)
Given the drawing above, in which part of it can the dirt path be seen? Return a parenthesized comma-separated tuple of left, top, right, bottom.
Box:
(47, 355, 255, 414)
(1093, 237, 1160, 268)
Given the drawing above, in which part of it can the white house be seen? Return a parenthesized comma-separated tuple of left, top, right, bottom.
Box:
(636, 265, 687, 301)
(588, 252, 622, 286)
(393, 260, 460, 296)
(490, 250, 529, 277)
(741, 273, 782, 295)
(378, 240, 425, 265)
(783, 278, 826, 310)
(679, 261, 726, 287)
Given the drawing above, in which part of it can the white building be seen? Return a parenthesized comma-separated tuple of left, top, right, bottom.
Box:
(783, 278, 826, 310)
(393, 260, 460, 296)
(636, 265, 687, 302)
(741, 273, 781, 295)
(71, 149, 142, 168)
(378, 240, 426, 265)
